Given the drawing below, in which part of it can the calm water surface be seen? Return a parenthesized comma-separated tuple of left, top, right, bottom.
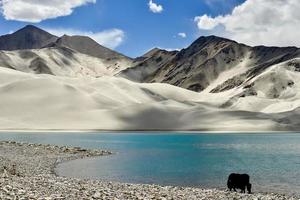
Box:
(0, 132, 300, 196)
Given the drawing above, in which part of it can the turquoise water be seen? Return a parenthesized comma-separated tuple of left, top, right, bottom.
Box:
(0, 132, 300, 195)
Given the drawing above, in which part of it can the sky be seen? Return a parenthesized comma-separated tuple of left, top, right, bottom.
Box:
(0, 0, 299, 58)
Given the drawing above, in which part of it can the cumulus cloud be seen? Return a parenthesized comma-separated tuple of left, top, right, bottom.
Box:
(0, 0, 96, 23)
(148, 0, 163, 13)
(178, 32, 187, 38)
(46, 28, 125, 49)
(194, 0, 300, 47)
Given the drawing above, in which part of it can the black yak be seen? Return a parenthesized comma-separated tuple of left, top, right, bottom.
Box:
(227, 173, 252, 194)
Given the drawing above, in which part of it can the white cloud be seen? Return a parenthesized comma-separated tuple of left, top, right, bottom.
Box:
(194, 0, 300, 47)
(164, 48, 182, 52)
(148, 0, 163, 13)
(147, 46, 182, 52)
(46, 28, 125, 49)
(178, 32, 187, 38)
(194, 15, 224, 30)
(0, 0, 96, 23)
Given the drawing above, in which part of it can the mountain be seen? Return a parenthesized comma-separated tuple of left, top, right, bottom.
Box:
(46, 35, 133, 72)
(118, 35, 300, 119)
(153, 36, 251, 92)
(0, 25, 58, 50)
(0, 25, 133, 76)
(119, 35, 300, 96)
(118, 48, 178, 82)
(47, 35, 130, 60)
(1, 26, 300, 130)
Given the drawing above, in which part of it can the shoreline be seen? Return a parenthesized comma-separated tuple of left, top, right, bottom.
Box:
(0, 129, 300, 134)
(0, 141, 297, 199)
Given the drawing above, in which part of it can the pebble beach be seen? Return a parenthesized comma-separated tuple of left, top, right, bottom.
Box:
(0, 141, 298, 200)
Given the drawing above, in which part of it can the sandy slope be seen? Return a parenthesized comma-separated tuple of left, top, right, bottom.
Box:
(221, 59, 300, 114)
(0, 47, 131, 77)
(1, 66, 299, 131)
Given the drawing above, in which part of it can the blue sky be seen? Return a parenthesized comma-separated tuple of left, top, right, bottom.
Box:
(1, 0, 299, 58)
(0, 0, 244, 57)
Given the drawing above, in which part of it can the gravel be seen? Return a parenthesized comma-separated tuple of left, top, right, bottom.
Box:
(0, 141, 298, 200)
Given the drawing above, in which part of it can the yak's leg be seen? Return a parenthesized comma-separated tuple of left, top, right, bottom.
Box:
(247, 183, 252, 194)
(241, 186, 246, 193)
(233, 188, 237, 192)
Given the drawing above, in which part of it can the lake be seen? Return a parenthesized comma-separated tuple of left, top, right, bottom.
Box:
(0, 132, 299, 196)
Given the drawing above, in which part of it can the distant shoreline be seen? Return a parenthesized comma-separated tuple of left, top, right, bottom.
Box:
(0, 129, 300, 134)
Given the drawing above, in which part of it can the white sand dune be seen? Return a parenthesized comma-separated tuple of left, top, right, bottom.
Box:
(0, 66, 299, 131)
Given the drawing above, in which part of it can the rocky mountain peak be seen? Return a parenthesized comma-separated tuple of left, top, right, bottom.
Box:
(187, 35, 240, 52)
(0, 25, 58, 51)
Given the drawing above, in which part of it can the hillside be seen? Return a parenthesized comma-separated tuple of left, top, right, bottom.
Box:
(0, 47, 127, 77)
(118, 48, 178, 82)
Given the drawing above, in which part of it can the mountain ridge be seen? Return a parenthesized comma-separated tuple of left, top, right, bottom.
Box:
(46, 34, 132, 61)
(119, 34, 300, 96)
(1, 25, 300, 97)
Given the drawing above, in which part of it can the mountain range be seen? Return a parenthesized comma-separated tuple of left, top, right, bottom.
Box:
(1, 25, 300, 131)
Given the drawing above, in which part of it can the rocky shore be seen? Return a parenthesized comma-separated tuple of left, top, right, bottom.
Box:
(0, 141, 297, 199)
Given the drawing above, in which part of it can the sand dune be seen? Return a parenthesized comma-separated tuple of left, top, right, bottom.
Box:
(0, 67, 299, 131)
